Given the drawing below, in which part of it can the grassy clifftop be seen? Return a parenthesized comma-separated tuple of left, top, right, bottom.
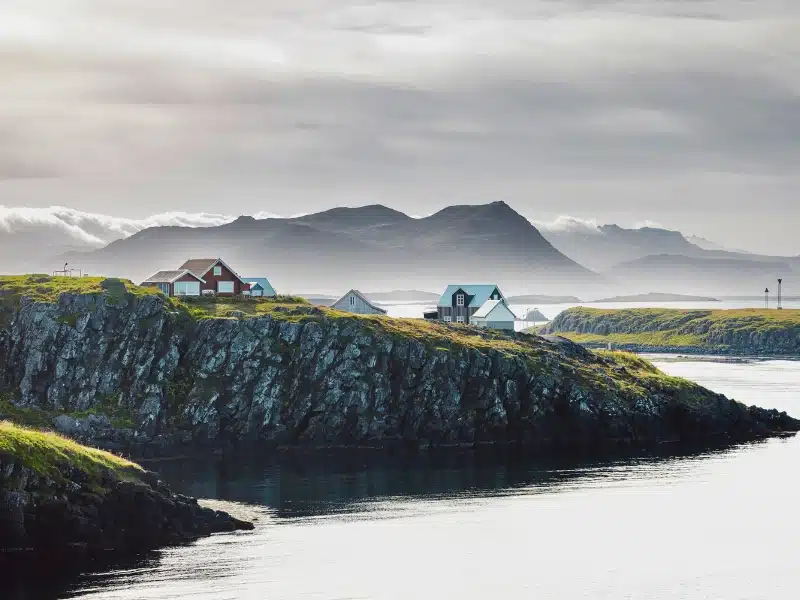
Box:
(0, 420, 141, 480)
(541, 307, 800, 354)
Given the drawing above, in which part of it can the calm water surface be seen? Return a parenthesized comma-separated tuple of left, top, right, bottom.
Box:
(20, 356, 800, 600)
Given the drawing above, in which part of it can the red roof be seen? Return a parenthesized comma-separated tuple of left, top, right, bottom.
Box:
(178, 258, 247, 284)
(179, 259, 218, 276)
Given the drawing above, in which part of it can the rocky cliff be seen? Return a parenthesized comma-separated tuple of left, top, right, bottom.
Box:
(1, 284, 798, 453)
(541, 307, 800, 355)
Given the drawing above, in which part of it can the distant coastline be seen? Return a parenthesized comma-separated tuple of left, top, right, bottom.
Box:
(591, 292, 720, 303)
(541, 307, 800, 356)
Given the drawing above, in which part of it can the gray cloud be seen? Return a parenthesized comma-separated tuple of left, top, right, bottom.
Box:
(0, 0, 798, 254)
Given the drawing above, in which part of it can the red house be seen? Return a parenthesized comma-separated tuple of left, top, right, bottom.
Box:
(141, 258, 250, 297)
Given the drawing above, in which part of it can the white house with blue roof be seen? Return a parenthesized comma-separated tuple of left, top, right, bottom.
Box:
(435, 284, 509, 325)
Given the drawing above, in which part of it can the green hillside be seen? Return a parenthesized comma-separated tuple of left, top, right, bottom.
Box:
(541, 307, 800, 354)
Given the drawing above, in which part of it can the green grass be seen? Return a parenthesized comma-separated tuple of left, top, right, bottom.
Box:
(558, 331, 706, 347)
(0, 274, 166, 308)
(543, 307, 800, 349)
(177, 295, 310, 319)
(0, 420, 142, 479)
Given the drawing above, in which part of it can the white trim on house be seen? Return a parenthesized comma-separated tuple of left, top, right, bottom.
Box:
(141, 269, 206, 285)
(471, 299, 517, 330)
(191, 258, 248, 284)
(174, 281, 201, 296)
(217, 281, 235, 293)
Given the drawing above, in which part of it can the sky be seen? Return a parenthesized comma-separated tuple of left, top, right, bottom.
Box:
(1, 1, 798, 255)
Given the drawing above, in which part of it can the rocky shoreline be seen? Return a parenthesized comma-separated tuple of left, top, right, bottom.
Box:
(0, 448, 253, 573)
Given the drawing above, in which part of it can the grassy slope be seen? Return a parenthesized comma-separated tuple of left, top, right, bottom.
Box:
(0, 420, 142, 479)
(543, 307, 800, 348)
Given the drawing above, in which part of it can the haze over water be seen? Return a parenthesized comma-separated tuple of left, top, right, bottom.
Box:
(20, 356, 800, 600)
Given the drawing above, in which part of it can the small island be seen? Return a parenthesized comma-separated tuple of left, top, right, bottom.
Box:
(541, 307, 800, 355)
(0, 421, 252, 573)
(592, 292, 720, 303)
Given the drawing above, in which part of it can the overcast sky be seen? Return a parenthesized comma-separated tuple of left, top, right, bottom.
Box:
(1, 0, 798, 254)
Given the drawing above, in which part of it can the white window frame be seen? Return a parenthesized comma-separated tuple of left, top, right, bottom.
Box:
(443, 316, 452, 323)
(456, 294, 465, 307)
(456, 315, 465, 324)
(174, 281, 200, 296)
(217, 281, 235, 294)
(213, 265, 222, 276)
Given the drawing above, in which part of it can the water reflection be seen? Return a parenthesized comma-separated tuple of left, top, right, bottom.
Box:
(7, 437, 790, 600)
(151, 442, 749, 519)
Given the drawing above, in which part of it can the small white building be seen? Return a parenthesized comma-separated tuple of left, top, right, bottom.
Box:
(331, 289, 387, 315)
(471, 299, 517, 331)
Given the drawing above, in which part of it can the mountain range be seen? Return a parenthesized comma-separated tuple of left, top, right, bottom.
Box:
(1, 202, 795, 296)
(55, 202, 602, 295)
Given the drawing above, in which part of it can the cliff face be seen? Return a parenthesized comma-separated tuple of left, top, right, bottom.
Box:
(1, 293, 798, 452)
(542, 307, 800, 355)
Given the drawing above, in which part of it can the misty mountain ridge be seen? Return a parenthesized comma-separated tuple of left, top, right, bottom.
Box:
(55, 201, 603, 296)
(606, 254, 795, 297)
(3, 202, 796, 297)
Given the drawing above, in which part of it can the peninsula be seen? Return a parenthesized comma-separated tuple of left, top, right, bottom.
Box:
(592, 292, 720, 303)
(541, 307, 800, 355)
(1, 275, 797, 455)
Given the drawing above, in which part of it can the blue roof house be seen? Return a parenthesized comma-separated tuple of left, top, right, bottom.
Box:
(436, 284, 507, 325)
(243, 277, 276, 297)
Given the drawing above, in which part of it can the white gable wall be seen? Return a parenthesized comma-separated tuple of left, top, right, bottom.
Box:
(332, 291, 385, 315)
(472, 301, 516, 330)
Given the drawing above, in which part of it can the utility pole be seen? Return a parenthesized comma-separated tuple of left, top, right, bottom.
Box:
(777, 279, 783, 310)
(765, 288, 769, 309)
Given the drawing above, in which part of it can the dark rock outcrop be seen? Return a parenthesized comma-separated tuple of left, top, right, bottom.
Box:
(0, 452, 253, 571)
(1, 293, 798, 455)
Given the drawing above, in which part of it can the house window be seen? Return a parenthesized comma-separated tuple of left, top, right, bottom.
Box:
(443, 316, 452, 323)
(218, 281, 234, 294)
(456, 294, 465, 307)
(350, 295, 356, 306)
(456, 316, 465, 324)
(174, 282, 200, 296)
(214, 266, 222, 276)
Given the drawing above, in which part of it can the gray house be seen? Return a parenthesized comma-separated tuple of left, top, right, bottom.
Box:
(331, 289, 387, 315)
(436, 284, 506, 325)
(471, 299, 517, 331)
